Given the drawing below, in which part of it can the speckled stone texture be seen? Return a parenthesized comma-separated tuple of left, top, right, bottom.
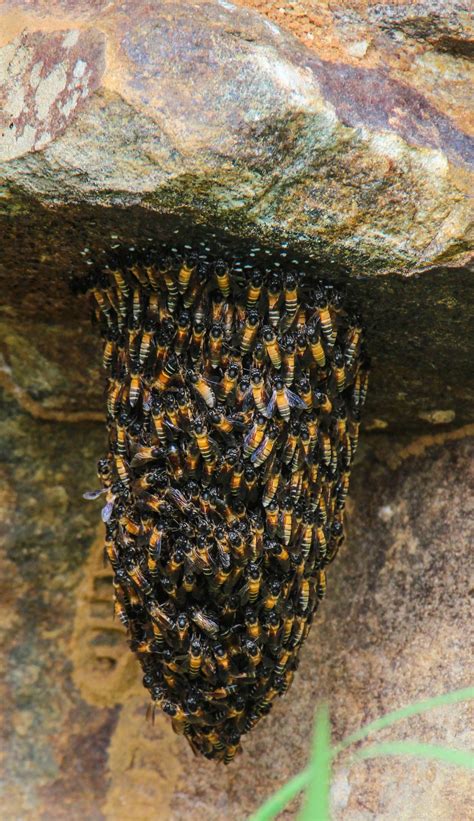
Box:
(1, 404, 472, 818)
(0, 0, 473, 430)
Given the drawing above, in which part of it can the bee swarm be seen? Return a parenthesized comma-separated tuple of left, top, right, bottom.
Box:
(82, 247, 368, 762)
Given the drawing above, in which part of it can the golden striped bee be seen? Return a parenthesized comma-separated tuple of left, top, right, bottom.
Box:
(82, 243, 367, 763)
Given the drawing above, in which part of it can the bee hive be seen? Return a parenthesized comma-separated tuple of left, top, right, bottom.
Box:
(81, 247, 368, 762)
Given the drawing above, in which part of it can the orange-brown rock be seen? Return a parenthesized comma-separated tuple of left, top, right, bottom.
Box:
(1, 0, 472, 275)
(0, 0, 473, 432)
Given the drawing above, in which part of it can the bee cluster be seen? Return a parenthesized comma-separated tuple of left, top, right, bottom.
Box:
(82, 247, 368, 762)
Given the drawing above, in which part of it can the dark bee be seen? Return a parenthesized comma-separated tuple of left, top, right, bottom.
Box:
(84, 246, 367, 763)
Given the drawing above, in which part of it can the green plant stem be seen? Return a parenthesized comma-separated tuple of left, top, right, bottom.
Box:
(248, 769, 310, 821)
(351, 741, 474, 769)
(248, 687, 474, 821)
(334, 686, 474, 754)
(299, 704, 331, 821)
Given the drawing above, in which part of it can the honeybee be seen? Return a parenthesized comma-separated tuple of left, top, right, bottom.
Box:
(192, 420, 216, 461)
(155, 354, 180, 390)
(114, 454, 130, 487)
(219, 363, 240, 403)
(244, 607, 261, 640)
(250, 369, 267, 414)
(188, 637, 204, 678)
(267, 274, 282, 327)
(110, 266, 130, 297)
(244, 639, 262, 671)
(281, 603, 295, 646)
(187, 370, 216, 408)
(283, 274, 299, 327)
(209, 323, 224, 368)
(190, 607, 219, 638)
(228, 529, 246, 561)
(138, 318, 155, 365)
(243, 414, 267, 459)
(266, 377, 307, 421)
(245, 563, 262, 604)
(215, 260, 231, 297)
(236, 376, 251, 409)
(102, 328, 118, 370)
(174, 310, 191, 354)
(317, 569, 327, 600)
(282, 419, 300, 465)
(307, 328, 326, 368)
(280, 500, 294, 546)
(213, 644, 230, 679)
(213, 525, 231, 569)
(281, 333, 296, 385)
(246, 271, 263, 310)
(126, 561, 152, 595)
(243, 464, 257, 497)
(209, 407, 237, 436)
(263, 578, 281, 611)
(113, 597, 129, 628)
(190, 319, 205, 360)
(240, 310, 260, 355)
(160, 264, 178, 312)
(345, 320, 362, 369)
(262, 326, 282, 369)
(178, 258, 196, 295)
(333, 347, 346, 392)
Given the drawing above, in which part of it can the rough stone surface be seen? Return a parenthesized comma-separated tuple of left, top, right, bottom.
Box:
(0, 0, 473, 431)
(1, 0, 472, 276)
(1, 386, 472, 818)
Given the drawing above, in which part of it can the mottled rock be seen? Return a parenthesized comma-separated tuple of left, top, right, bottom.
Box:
(1, 0, 472, 272)
(0, 0, 473, 430)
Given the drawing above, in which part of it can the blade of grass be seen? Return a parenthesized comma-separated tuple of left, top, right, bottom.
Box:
(249, 687, 474, 821)
(298, 704, 331, 821)
(351, 741, 474, 769)
(334, 686, 474, 754)
(248, 769, 310, 821)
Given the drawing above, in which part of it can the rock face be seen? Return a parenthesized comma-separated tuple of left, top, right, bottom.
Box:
(0, 0, 473, 430)
(1, 401, 472, 817)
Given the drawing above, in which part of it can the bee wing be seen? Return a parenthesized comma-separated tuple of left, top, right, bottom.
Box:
(168, 488, 189, 512)
(188, 548, 216, 573)
(286, 388, 308, 410)
(216, 543, 231, 569)
(242, 385, 253, 411)
(243, 424, 257, 449)
(83, 488, 106, 500)
(151, 536, 163, 559)
(229, 416, 245, 431)
(191, 609, 219, 637)
(130, 452, 151, 468)
(101, 501, 114, 523)
(265, 390, 277, 418)
(250, 437, 267, 464)
(131, 447, 165, 468)
(138, 492, 162, 513)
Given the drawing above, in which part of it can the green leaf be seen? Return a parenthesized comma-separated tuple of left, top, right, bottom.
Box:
(298, 704, 331, 821)
(334, 686, 474, 754)
(248, 769, 310, 821)
(248, 687, 474, 821)
(351, 740, 474, 769)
